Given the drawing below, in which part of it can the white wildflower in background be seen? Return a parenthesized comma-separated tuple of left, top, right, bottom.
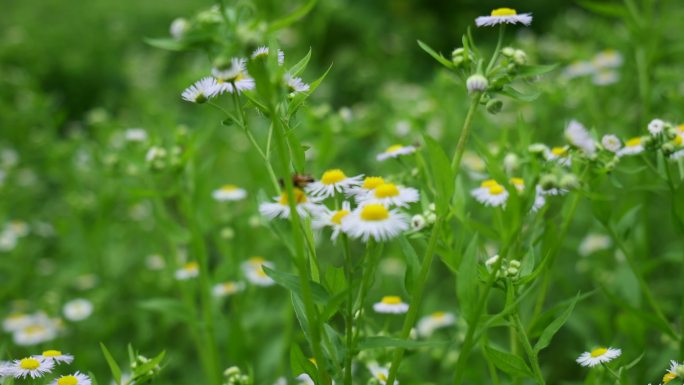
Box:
(212, 281, 245, 298)
(648, 119, 665, 136)
(124, 128, 148, 142)
(174, 262, 199, 281)
(576, 347, 621, 367)
(63, 299, 93, 322)
(285, 74, 310, 94)
(34, 350, 74, 365)
(601, 135, 622, 153)
(462, 151, 487, 179)
(306, 169, 363, 198)
(3, 312, 33, 332)
(145, 254, 166, 271)
(345, 176, 386, 197)
(312, 201, 352, 242)
(259, 188, 324, 219)
(357, 183, 419, 208)
(592, 70, 619, 86)
(578, 233, 612, 257)
(373, 296, 409, 314)
(367, 362, 399, 385)
(417, 311, 456, 337)
(241, 257, 275, 287)
(212, 184, 247, 202)
(509, 177, 525, 192)
(376, 144, 416, 161)
(475, 8, 532, 27)
(471, 180, 509, 207)
(565, 120, 596, 157)
(211, 58, 255, 95)
(50, 372, 92, 385)
(251, 46, 285, 65)
(563, 61, 595, 80)
(181, 77, 218, 103)
(341, 203, 409, 242)
(593, 50, 623, 69)
(6, 357, 54, 379)
(617, 137, 645, 157)
(12, 313, 61, 346)
(545, 146, 571, 166)
(169, 18, 189, 40)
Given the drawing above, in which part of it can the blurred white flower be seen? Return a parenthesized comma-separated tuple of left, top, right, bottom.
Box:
(417, 311, 456, 337)
(373, 296, 409, 314)
(63, 299, 93, 322)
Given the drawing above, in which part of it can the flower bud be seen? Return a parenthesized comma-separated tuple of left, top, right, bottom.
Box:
(661, 142, 676, 155)
(528, 143, 548, 155)
(486, 99, 503, 114)
(501, 47, 515, 57)
(539, 174, 558, 191)
(466, 74, 488, 94)
(648, 118, 665, 136)
(513, 49, 528, 65)
(425, 212, 437, 224)
(506, 267, 519, 277)
(559, 174, 580, 190)
(509, 260, 521, 269)
(503, 153, 519, 173)
(411, 214, 427, 231)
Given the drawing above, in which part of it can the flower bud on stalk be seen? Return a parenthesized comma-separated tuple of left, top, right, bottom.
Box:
(466, 74, 488, 94)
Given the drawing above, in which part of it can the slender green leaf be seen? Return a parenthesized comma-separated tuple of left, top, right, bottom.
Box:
(269, 0, 318, 31)
(484, 346, 533, 378)
(263, 266, 330, 304)
(100, 343, 122, 385)
(534, 293, 579, 352)
(359, 336, 446, 350)
(417, 40, 454, 69)
(456, 236, 479, 320)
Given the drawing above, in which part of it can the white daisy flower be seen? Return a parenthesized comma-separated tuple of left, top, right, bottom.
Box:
(345, 176, 386, 197)
(341, 204, 409, 242)
(357, 183, 419, 208)
(373, 296, 409, 314)
(462, 151, 487, 180)
(211, 58, 255, 95)
(212, 184, 247, 202)
(6, 357, 54, 379)
(563, 61, 595, 79)
(601, 135, 622, 153)
(295, 373, 314, 385)
(509, 177, 525, 193)
(578, 233, 612, 257)
(417, 311, 456, 337)
(592, 70, 619, 86)
(663, 360, 683, 384)
(475, 8, 532, 27)
(671, 149, 684, 160)
(617, 137, 645, 157)
(259, 188, 324, 219)
(241, 257, 275, 287)
(648, 119, 665, 136)
(565, 120, 596, 157)
(312, 201, 352, 242)
(63, 299, 93, 322)
(50, 372, 92, 385)
(592, 50, 623, 69)
(174, 261, 199, 281)
(0, 361, 11, 377)
(34, 350, 74, 365)
(3, 312, 33, 332)
(124, 128, 148, 142)
(13, 313, 60, 346)
(181, 77, 218, 103)
(212, 281, 246, 298)
(169, 18, 189, 40)
(376, 144, 416, 161)
(545, 146, 571, 166)
(367, 362, 399, 385)
(306, 169, 363, 199)
(471, 180, 509, 207)
(285, 74, 310, 94)
(532, 187, 547, 212)
(251, 46, 285, 65)
(576, 347, 621, 367)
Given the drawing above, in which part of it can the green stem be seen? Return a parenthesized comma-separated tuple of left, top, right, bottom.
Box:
(602, 363, 621, 382)
(386, 219, 444, 385)
(342, 235, 354, 385)
(450, 94, 483, 173)
(352, 239, 381, 352)
(512, 315, 545, 385)
(485, 24, 506, 75)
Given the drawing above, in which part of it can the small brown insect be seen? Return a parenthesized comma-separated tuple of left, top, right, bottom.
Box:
(279, 174, 314, 189)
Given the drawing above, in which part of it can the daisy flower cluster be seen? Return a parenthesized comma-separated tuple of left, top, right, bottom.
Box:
(2, 311, 62, 346)
(0, 349, 90, 385)
(260, 169, 418, 242)
(174, 256, 271, 294)
(563, 49, 623, 86)
(181, 47, 310, 104)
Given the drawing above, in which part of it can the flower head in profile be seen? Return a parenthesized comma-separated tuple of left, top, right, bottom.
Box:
(475, 8, 532, 27)
(312, 201, 352, 242)
(601, 135, 622, 153)
(34, 350, 74, 365)
(617, 137, 645, 157)
(6, 357, 54, 379)
(212, 184, 247, 202)
(545, 146, 571, 166)
(346, 176, 386, 197)
(509, 177, 525, 192)
(373, 296, 409, 314)
(471, 179, 509, 207)
(175, 261, 199, 281)
(306, 169, 363, 199)
(357, 183, 419, 208)
(576, 347, 621, 367)
(377, 144, 416, 161)
(565, 120, 596, 157)
(417, 311, 456, 337)
(49, 372, 92, 385)
(251, 46, 285, 65)
(211, 58, 255, 95)
(662, 360, 684, 384)
(181, 77, 218, 103)
(259, 188, 324, 219)
(241, 257, 275, 287)
(212, 281, 246, 298)
(285, 74, 310, 94)
(341, 203, 409, 242)
(367, 362, 399, 385)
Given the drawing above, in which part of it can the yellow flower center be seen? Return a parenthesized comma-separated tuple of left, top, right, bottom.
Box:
(385, 144, 404, 153)
(491, 8, 517, 16)
(377, 373, 388, 382)
(663, 372, 676, 384)
(381, 296, 402, 305)
(360, 204, 389, 221)
(58, 375, 79, 385)
(374, 183, 400, 198)
(256, 266, 267, 277)
(249, 256, 265, 264)
(510, 177, 524, 187)
(432, 311, 446, 318)
(551, 147, 567, 156)
(220, 184, 238, 191)
(590, 347, 607, 357)
(625, 137, 642, 147)
(480, 179, 498, 188)
(42, 350, 62, 357)
(24, 325, 46, 335)
(183, 261, 198, 271)
(677, 124, 684, 133)
(362, 176, 385, 189)
(222, 282, 236, 291)
(331, 209, 350, 225)
(675, 135, 683, 146)
(489, 185, 505, 195)
(19, 358, 40, 370)
(278, 188, 307, 205)
(320, 169, 346, 185)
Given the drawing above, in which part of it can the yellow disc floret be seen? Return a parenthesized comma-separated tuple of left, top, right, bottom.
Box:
(42, 350, 62, 357)
(278, 188, 308, 205)
(491, 8, 517, 16)
(625, 137, 642, 147)
(480, 179, 498, 188)
(663, 372, 676, 384)
(374, 183, 400, 198)
(590, 347, 608, 357)
(381, 296, 402, 305)
(360, 204, 390, 221)
(249, 256, 265, 264)
(19, 357, 40, 370)
(362, 176, 385, 190)
(221, 184, 238, 191)
(509, 177, 524, 186)
(320, 169, 347, 185)
(58, 376, 79, 385)
(432, 311, 445, 318)
(385, 144, 404, 153)
(489, 185, 505, 195)
(183, 261, 198, 271)
(551, 147, 568, 156)
(331, 209, 350, 225)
